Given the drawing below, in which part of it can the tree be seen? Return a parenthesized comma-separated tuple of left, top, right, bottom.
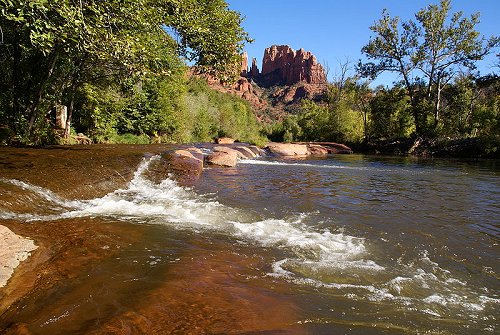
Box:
(358, 8, 420, 132)
(414, 0, 499, 128)
(165, 0, 251, 82)
(369, 86, 413, 139)
(349, 80, 373, 142)
(359, 0, 499, 136)
(0, 0, 250, 144)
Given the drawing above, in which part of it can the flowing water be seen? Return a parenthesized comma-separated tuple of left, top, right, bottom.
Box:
(0, 150, 499, 334)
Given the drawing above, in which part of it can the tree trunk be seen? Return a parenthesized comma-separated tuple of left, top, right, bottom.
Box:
(64, 58, 85, 139)
(11, 32, 21, 133)
(412, 106, 421, 136)
(363, 110, 368, 142)
(26, 53, 58, 134)
(399, 65, 419, 135)
(64, 90, 76, 139)
(433, 76, 443, 129)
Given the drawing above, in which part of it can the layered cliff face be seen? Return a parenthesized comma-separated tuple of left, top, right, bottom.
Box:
(241, 45, 326, 87)
(229, 45, 329, 121)
(258, 45, 327, 87)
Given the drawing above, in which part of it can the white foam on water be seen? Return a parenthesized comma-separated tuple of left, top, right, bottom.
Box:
(232, 219, 368, 259)
(0, 156, 373, 268)
(239, 159, 364, 170)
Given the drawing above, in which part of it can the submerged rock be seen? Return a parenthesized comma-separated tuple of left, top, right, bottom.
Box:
(247, 145, 265, 157)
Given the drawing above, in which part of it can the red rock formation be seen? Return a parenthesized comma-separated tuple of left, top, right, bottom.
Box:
(207, 46, 329, 121)
(250, 58, 259, 77)
(260, 45, 326, 87)
(231, 78, 268, 110)
(241, 52, 248, 76)
(271, 83, 327, 104)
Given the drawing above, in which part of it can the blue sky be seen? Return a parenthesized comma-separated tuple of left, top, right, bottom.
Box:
(227, 0, 499, 86)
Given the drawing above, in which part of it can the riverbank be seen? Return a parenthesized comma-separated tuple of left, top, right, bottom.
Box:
(354, 136, 500, 159)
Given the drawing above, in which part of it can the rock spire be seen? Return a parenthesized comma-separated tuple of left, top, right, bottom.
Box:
(243, 45, 326, 87)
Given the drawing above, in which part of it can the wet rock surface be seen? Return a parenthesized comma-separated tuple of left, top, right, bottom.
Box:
(0, 226, 37, 288)
(206, 151, 238, 167)
(266, 142, 310, 157)
(152, 148, 204, 183)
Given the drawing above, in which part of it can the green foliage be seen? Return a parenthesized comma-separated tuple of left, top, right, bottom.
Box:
(268, 85, 365, 144)
(370, 87, 414, 139)
(166, 0, 251, 82)
(106, 133, 151, 144)
(442, 74, 500, 138)
(184, 77, 266, 145)
(0, 0, 251, 145)
(268, 115, 303, 142)
(359, 0, 499, 135)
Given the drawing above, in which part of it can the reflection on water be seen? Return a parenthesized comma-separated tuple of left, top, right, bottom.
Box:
(1, 152, 499, 334)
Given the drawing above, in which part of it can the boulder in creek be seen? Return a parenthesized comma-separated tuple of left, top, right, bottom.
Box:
(315, 142, 353, 154)
(145, 149, 203, 183)
(266, 142, 309, 156)
(184, 147, 204, 162)
(307, 144, 329, 156)
(213, 146, 246, 159)
(205, 151, 238, 167)
(215, 137, 235, 144)
(73, 133, 92, 145)
(232, 146, 257, 159)
(247, 145, 264, 156)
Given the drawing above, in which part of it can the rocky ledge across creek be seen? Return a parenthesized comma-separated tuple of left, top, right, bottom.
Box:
(265, 142, 353, 157)
(157, 141, 352, 183)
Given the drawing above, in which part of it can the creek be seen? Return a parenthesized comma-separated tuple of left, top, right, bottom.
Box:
(0, 147, 498, 334)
